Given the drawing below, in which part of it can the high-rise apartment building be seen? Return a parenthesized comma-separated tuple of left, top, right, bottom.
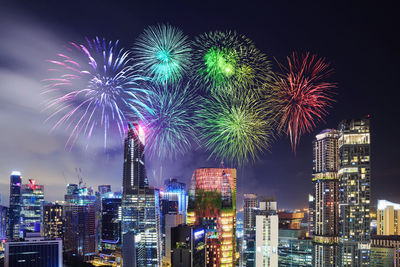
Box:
(7, 171, 22, 240)
(42, 202, 64, 239)
(312, 129, 339, 266)
(376, 200, 400, 236)
(187, 168, 237, 267)
(338, 118, 371, 266)
(20, 179, 44, 234)
(121, 123, 160, 266)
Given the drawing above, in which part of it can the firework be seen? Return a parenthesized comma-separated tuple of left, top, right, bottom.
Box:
(197, 91, 275, 166)
(142, 82, 198, 159)
(272, 52, 336, 151)
(43, 37, 151, 149)
(192, 30, 272, 94)
(133, 24, 192, 84)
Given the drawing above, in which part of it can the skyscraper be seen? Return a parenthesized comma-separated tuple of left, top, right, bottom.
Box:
(7, 171, 22, 240)
(0, 204, 8, 240)
(376, 200, 400, 235)
(20, 179, 44, 234)
(187, 167, 237, 267)
(101, 192, 122, 251)
(42, 202, 64, 239)
(338, 118, 371, 266)
(121, 123, 160, 266)
(98, 185, 112, 195)
(312, 129, 339, 266)
(242, 194, 258, 267)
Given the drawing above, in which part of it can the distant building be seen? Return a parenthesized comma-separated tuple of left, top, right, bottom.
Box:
(20, 179, 44, 234)
(42, 202, 63, 239)
(377, 200, 400, 236)
(121, 123, 160, 266)
(0, 205, 8, 240)
(312, 129, 339, 266)
(187, 167, 237, 267)
(370, 235, 400, 266)
(255, 198, 278, 267)
(4, 233, 62, 267)
(278, 211, 304, 230)
(171, 224, 206, 267)
(278, 229, 313, 266)
(98, 185, 112, 195)
(7, 171, 22, 240)
(338, 118, 371, 265)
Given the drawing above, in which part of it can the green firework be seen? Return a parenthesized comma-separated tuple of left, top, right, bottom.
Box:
(192, 30, 273, 94)
(197, 92, 275, 166)
(133, 24, 192, 84)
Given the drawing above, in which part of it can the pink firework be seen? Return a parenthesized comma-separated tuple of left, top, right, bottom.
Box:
(274, 52, 336, 152)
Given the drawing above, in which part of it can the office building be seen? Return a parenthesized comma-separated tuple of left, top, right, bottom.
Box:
(370, 235, 400, 266)
(187, 167, 237, 267)
(255, 198, 279, 267)
(122, 231, 137, 267)
(312, 129, 339, 266)
(98, 184, 112, 195)
(121, 123, 160, 266)
(162, 178, 187, 217)
(101, 192, 122, 251)
(0, 205, 8, 241)
(278, 229, 313, 266)
(377, 200, 400, 236)
(338, 118, 371, 265)
(42, 202, 63, 239)
(20, 179, 44, 234)
(4, 233, 62, 267)
(7, 171, 22, 240)
(278, 211, 304, 230)
(242, 194, 258, 267)
(171, 224, 206, 267)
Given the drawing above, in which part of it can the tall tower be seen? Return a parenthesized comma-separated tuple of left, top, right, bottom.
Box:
(242, 194, 258, 267)
(7, 171, 22, 240)
(187, 168, 237, 267)
(338, 118, 371, 266)
(20, 179, 44, 234)
(312, 129, 339, 266)
(121, 123, 160, 266)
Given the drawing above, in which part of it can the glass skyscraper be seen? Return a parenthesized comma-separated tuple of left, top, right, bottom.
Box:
(20, 179, 44, 234)
(7, 171, 22, 240)
(338, 118, 371, 266)
(121, 123, 160, 266)
(312, 129, 339, 266)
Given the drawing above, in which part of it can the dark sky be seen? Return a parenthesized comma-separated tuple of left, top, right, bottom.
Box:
(0, 0, 399, 209)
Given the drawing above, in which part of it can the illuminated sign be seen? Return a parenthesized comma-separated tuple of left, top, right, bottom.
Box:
(194, 229, 205, 240)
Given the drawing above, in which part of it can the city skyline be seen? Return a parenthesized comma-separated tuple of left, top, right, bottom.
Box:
(1, 1, 399, 211)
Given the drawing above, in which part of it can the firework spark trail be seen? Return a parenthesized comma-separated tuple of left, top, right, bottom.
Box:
(192, 30, 272, 95)
(133, 24, 192, 84)
(142, 82, 198, 160)
(43, 37, 151, 149)
(272, 52, 336, 152)
(197, 91, 275, 166)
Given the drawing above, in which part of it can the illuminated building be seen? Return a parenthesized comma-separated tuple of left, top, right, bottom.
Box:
(376, 200, 400, 236)
(308, 194, 314, 238)
(242, 194, 258, 267)
(121, 123, 160, 266)
(65, 183, 96, 205)
(7, 171, 21, 240)
(20, 179, 44, 234)
(101, 192, 122, 251)
(187, 167, 237, 267)
(278, 211, 304, 230)
(4, 232, 62, 267)
(255, 198, 278, 267)
(278, 229, 313, 266)
(98, 185, 112, 195)
(338, 118, 371, 266)
(122, 231, 136, 267)
(370, 235, 400, 266)
(0, 205, 8, 241)
(171, 224, 206, 267)
(312, 129, 339, 266)
(42, 202, 63, 239)
(160, 178, 187, 266)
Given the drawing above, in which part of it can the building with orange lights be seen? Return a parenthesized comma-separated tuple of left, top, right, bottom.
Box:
(187, 168, 236, 267)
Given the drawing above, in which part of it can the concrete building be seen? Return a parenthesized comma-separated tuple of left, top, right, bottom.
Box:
(377, 200, 400, 236)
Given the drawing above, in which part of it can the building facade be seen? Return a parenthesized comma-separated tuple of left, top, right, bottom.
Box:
(278, 229, 313, 266)
(187, 167, 237, 267)
(370, 235, 400, 266)
(0, 205, 8, 241)
(42, 202, 63, 239)
(101, 192, 122, 251)
(338, 118, 371, 266)
(242, 194, 258, 267)
(377, 200, 400, 236)
(312, 129, 339, 266)
(20, 179, 44, 234)
(7, 171, 22, 240)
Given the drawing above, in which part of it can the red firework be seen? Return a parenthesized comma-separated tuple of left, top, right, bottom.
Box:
(274, 52, 336, 152)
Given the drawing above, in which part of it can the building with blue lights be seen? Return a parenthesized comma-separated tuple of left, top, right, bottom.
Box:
(7, 171, 22, 240)
(20, 179, 44, 235)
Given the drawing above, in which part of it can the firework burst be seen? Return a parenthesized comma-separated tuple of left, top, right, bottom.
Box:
(142, 82, 198, 159)
(43, 37, 151, 149)
(133, 24, 192, 84)
(192, 30, 272, 94)
(272, 52, 336, 151)
(197, 91, 275, 166)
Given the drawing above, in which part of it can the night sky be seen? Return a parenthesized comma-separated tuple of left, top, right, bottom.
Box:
(0, 1, 399, 209)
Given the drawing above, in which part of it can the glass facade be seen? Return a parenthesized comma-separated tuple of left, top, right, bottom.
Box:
(278, 230, 313, 266)
(20, 180, 44, 234)
(7, 172, 21, 240)
(42, 202, 63, 239)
